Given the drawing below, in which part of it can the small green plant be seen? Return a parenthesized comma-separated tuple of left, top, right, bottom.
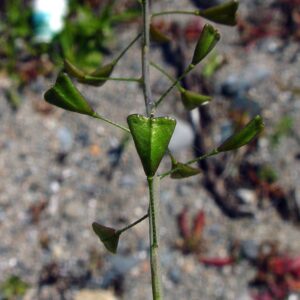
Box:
(0, 0, 32, 74)
(55, 0, 140, 70)
(0, 275, 29, 300)
(258, 164, 278, 184)
(44, 1, 264, 299)
(269, 115, 294, 148)
(0, 0, 138, 110)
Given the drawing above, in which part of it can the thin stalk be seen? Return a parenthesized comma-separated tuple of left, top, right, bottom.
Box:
(152, 10, 201, 18)
(84, 75, 142, 83)
(117, 213, 148, 234)
(160, 149, 219, 179)
(92, 112, 130, 133)
(148, 176, 163, 300)
(185, 148, 219, 165)
(114, 33, 142, 64)
(150, 62, 175, 83)
(141, 0, 154, 116)
(150, 62, 181, 88)
(167, 150, 177, 165)
(142, 1, 164, 299)
(154, 64, 194, 108)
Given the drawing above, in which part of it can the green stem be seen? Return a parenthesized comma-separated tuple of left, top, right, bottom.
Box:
(92, 112, 130, 133)
(114, 33, 142, 65)
(150, 62, 183, 92)
(152, 10, 200, 18)
(160, 149, 219, 179)
(167, 149, 177, 165)
(142, 1, 164, 299)
(141, 0, 154, 116)
(185, 148, 219, 165)
(154, 64, 194, 108)
(117, 213, 148, 234)
(83, 75, 141, 83)
(148, 176, 163, 300)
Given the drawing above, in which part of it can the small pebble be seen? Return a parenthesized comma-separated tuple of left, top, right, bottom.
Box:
(168, 266, 182, 284)
(240, 240, 259, 261)
(57, 127, 74, 153)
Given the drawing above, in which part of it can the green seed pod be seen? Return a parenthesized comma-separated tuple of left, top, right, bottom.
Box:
(127, 114, 176, 177)
(192, 24, 220, 66)
(89, 63, 115, 81)
(64, 59, 85, 81)
(217, 115, 264, 152)
(150, 24, 171, 44)
(171, 162, 201, 179)
(78, 63, 115, 86)
(181, 89, 212, 110)
(64, 59, 115, 87)
(92, 222, 120, 254)
(44, 72, 95, 116)
(199, 1, 239, 26)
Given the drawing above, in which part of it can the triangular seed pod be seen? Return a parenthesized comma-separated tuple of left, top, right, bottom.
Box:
(92, 222, 120, 254)
(199, 1, 239, 26)
(181, 89, 212, 110)
(64, 59, 115, 87)
(192, 24, 220, 66)
(127, 114, 176, 177)
(171, 162, 201, 179)
(217, 115, 264, 152)
(64, 59, 85, 80)
(44, 72, 95, 116)
(81, 63, 115, 86)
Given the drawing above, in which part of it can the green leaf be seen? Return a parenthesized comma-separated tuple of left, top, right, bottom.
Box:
(192, 24, 220, 66)
(217, 115, 264, 152)
(44, 72, 96, 116)
(199, 1, 239, 26)
(64, 59, 115, 86)
(181, 89, 212, 110)
(150, 24, 170, 44)
(127, 114, 176, 177)
(171, 162, 201, 179)
(92, 222, 120, 254)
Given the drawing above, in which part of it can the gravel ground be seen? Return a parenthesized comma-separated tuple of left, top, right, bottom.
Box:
(0, 1, 300, 299)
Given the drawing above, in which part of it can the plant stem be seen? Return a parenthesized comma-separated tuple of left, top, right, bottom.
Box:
(114, 33, 142, 64)
(142, 1, 164, 299)
(150, 62, 175, 83)
(152, 10, 201, 18)
(92, 112, 130, 133)
(148, 176, 163, 300)
(185, 148, 219, 165)
(154, 64, 194, 108)
(150, 62, 177, 85)
(160, 149, 219, 179)
(141, 0, 154, 116)
(118, 213, 148, 234)
(84, 75, 141, 83)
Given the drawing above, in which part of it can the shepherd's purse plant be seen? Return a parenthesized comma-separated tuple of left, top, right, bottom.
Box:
(44, 1, 264, 299)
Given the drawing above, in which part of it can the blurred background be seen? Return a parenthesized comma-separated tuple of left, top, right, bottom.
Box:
(0, 0, 300, 299)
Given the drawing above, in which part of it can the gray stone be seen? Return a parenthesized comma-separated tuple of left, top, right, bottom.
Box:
(57, 127, 74, 153)
(169, 119, 194, 152)
(240, 240, 259, 261)
(168, 266, 182, 284)
(236, 189, 257, 205)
